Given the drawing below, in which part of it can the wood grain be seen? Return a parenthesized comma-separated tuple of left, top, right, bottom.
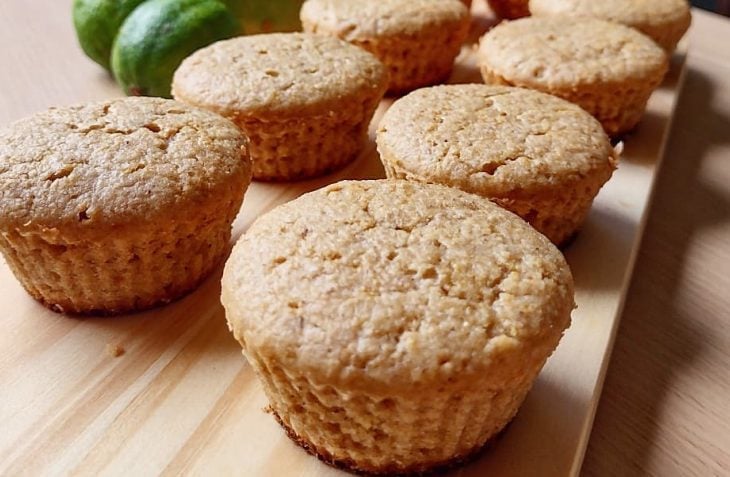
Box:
(583, 9, 730, 476)
(0, 1, 692, 475)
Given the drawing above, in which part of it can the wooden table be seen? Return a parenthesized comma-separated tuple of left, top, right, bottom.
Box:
(582, 9, 730, 476)
(0, 3, 727, 476)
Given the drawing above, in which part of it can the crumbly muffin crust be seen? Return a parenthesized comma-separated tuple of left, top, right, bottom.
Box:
(479, 18, 666, 89)
(378, 85, 615, 196)
(224, 180, 573, 390)
(377, 85, 617, 244)
(222, 180, 573, 473)
(529, 0, 691, 51)
(0, 97, 249, 236)
(477, 17, 668, 135)
(0, 97, 251, 313)
(172, 33, 387, 120)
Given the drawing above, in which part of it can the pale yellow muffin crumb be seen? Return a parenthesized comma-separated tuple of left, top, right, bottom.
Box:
(477, 17, 668, 135)
(529, 0, 691, 52)
(0, 97, 251, 314)
(301, 0, 470, 93)
(222, 179, 574, 474)
(173, 33, 388, 181)
(377, 84, 618, 245)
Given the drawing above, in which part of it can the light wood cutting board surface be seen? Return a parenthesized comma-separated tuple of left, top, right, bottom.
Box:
(0, 1, 687, 475)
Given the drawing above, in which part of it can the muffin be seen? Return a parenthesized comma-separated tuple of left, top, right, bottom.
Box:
(300, 0, 470, 94)
(477, 17, 668, 136)
(173, 33, 388, 181)
(222, 179, 574, 474)
(0, 97, 251, 314)
(488, 0, 530, 19)
(377, 85, 617, 246)
(529, 0, 691, 52)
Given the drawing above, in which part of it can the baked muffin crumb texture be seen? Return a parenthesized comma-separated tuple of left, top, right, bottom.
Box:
(222, 180, 574, 473)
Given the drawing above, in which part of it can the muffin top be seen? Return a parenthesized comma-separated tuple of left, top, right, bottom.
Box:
(223, 180, 574, 392)
(300, 0, 469, 39)
(0, 97, 250, 236)
(478, 17, 668, 88)
(529, 0, 690, 31)
(172, 33, 388, 120)
(377, 85, 617, 196)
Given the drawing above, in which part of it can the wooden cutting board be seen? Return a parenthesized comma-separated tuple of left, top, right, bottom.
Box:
(0, 1, 688, 475)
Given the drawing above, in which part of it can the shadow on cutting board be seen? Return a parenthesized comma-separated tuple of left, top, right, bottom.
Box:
(582, 66, 730, 474)
(454, 378, 581, 476)
(619, 48, 689, 167)
(563, 206, 634, 293)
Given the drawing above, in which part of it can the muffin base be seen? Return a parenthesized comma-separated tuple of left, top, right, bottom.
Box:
(635, 12, 692, 52)
(232, 95, 382, 181)
(480, 65, 667, 136)
(0, 191, 244, 315)
(353, 29, 468, 95)
(271, 409, 511, 475)
(303, 20, 469, 95)
(490, 186, 601, 247)
(243, 345, 540, 475)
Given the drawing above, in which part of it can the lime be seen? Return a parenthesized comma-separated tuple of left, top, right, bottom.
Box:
(111, 0, 240, 98)
(72, 0, 146, 70)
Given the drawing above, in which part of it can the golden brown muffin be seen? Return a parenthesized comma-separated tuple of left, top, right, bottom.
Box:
(172, 33, 388, 181)
(477, 17, 668, 136)
(377, 85, 618, 245)
(222, 179, 574, 474)
(300, 0, 470, 94)
(0, 97, 251, 315)
(529, 0, 691, 52)
(488, 0, 530, 19)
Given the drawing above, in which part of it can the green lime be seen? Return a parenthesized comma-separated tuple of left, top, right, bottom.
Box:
(111, 0, 240, 98)
(72, 0, 146, 70)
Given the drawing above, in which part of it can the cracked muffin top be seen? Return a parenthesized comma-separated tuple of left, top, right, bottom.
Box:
(172, 33, 388, 120)
(377, 85, 617, 197)
(0, 97, 250, 235)
(529, 0, 690, 35)
(222, 180, 574, 392)
(300, 0, 469, 39)
(478, 17, 667, 88)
